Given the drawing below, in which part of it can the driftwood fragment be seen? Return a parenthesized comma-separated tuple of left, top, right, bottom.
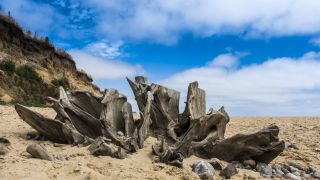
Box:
(15, 104, 93, 145)
(192, 125, 285, 164)
(152, 137, 184, 167)
(153, 125, 285, 167)
(15, 104, 68, 144)
(88, 137, 127, 159)
(99, 120, 138, 152)
(26, 144, 53, 161)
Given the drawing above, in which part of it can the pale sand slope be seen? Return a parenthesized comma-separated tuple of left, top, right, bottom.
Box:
(0, 105, 319, 180)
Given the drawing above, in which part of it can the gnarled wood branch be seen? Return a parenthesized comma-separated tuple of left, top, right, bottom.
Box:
(15, 104, 92, 145)
(15, 104, 68, 144)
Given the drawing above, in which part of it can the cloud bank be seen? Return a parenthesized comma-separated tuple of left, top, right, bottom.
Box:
(3, 0, 320, 44)
(78, 0, 320, 44)
(69, 50, 144, 80)
(160, 52, 320, 116)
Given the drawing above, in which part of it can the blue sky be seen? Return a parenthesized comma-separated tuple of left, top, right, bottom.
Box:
(1, 0, 320, 115)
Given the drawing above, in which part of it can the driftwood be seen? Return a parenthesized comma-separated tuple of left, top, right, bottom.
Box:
(127, 77, 180, 141)
(179, 81, 206, 127)
(67, 90, 103, 119)
(100, 88, 127, 132)
(88, 137, 127, 159)
(15, 104, 69, 144)
(15, 104, 93, 145)
(192, 124, 285, 164)
(15, 76, 285, 166)
(15, 87, 143, 155)
(26, 144, 53, 161)
(153, 124, 284, 167)
(136, 95, 152, 148)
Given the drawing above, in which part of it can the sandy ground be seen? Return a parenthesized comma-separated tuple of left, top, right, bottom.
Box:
(0, 105, 319, 180)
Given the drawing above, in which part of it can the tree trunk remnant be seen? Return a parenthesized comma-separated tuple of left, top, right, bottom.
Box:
(180, 81, 206, 125)
(126, 76, 149, 111)
(121, 102, 135, 138)
(100, 88, 127, 133)
(67, 90, 103, 119)
(14, 76, 285, 166)
(136, 95, 152, 148)
(127, 77, 180, 140)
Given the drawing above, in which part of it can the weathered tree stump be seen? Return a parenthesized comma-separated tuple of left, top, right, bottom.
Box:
(180, 81, 206, 127)
(14, 76, 285, 165)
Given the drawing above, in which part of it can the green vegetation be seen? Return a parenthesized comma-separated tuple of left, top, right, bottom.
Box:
(0, 58, 16, 75)
(0, 100, 6, 105)
(0, 58, 44, 82)
(16, 65, 42, 82)
(9, 99, 45, 107)
(51, 77, 70, 90)
(22, 100, 46, 107)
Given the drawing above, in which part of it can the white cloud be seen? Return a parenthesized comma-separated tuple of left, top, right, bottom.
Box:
(3, 0, 320, 44)
(68, 50, 144, 80)
(84, 41, 124, 59)
(75, 0, 320, 44)
(159, 52, 320, 116)
(207, 54, 240, 69)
